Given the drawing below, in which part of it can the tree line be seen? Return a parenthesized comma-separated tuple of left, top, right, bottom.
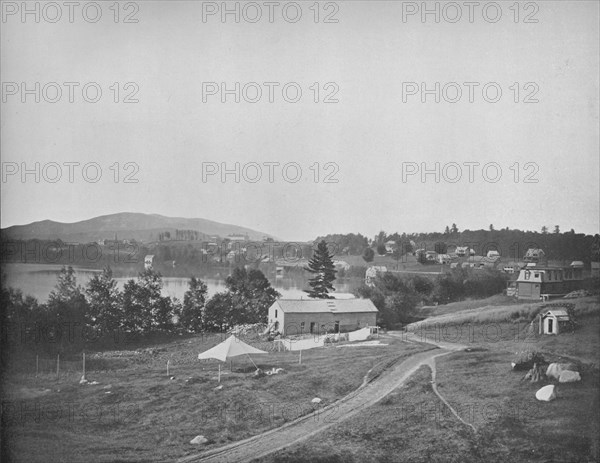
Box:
(1, 266, 280, 354)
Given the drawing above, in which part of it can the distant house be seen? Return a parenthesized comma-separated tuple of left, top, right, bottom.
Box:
(144, 255, 154, 270)
(456, 246, 475, 257)
(385, 241, 396, 253)
(267, 299, 378, 336)
(437, 254, 452, 264)
(523, 248, 546, 264)
(513, 266, 584, 300)
(487, 250, 500, 258)
(539, 308, 571, 335)
(333, 260, 351, 271)
(425, 251, 438, 262)
(365, 266, 387, 286)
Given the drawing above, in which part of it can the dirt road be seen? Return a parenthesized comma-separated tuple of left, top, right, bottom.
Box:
(178, 346, 456, 463)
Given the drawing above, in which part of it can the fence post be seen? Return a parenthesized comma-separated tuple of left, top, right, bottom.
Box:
(83, 352, 86, 378)
(299, 350, 302, 364)
(36, 355, 39, 377)
(167, 359, 170, 377)
(56, 353, 60, 380)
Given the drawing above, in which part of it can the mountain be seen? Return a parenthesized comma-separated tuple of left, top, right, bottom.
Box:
(1, 212, 276, 243)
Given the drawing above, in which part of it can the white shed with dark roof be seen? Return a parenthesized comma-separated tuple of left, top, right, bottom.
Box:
(539, 309, 571, 335)
(267, 299, 378, 336)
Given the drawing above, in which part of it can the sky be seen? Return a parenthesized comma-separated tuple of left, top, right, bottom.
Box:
(1, 1, 599, 241)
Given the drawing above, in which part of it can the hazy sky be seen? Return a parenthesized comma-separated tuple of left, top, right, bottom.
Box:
(1, 1, 598, 241)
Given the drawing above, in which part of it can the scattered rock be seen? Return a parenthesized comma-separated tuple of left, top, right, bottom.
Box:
(546, 363, 578, 380)
(559, 370, 581, 383)
(170, 376, 176, 380)
(103, 384, 112, 389)
(254, 369, 265, 378)
(275, 368, 285, 374)
(311, 397, 322, 404)
(214, 385, 223, 390)
(190, 435, 208, 445)
(89, 381, 100, 385)
(105, 391, 112, 394)
(79, 376, 88, 385)
(536, 385, 556, 402)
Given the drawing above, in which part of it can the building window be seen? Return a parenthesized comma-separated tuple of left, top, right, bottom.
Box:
(525, 271, 530, 280)
(300, 322, 305, 332)
(275, 309, 278, 318)
(534, 273, 539, 279)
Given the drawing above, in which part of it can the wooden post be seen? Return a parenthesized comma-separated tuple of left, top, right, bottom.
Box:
(218, 364, 221, 383)
(82, 352, 86, 378)
(36, 355, 39, 377)
(299, 350, 302, 364)
(56, 353, 60, 380)
(229, 360, 232, 372)
(167, 359, 170, 376)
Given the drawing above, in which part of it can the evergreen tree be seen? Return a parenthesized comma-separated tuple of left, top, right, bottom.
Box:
(305, 240, 337, 299)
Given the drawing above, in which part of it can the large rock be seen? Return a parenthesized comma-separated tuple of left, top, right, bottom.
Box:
(190, 435, 208, 445)
(546, 363, 578, 380)
(536, 385, 556, 402)
(559, 370, 581, 383)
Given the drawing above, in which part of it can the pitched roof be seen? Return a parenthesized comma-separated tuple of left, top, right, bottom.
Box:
(273, 298, 378, 314)
(543, 309, 570, 320)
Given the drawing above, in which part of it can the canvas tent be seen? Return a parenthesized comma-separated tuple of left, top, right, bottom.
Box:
(198, 335, 268, 382)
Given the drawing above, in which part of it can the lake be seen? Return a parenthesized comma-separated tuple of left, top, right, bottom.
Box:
(1, 263, 357, 302)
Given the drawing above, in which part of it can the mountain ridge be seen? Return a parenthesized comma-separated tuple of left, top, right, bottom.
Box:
(1, 212, 277, 243)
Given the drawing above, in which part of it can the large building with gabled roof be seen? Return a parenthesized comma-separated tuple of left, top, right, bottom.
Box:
(267, 299, 378, 336)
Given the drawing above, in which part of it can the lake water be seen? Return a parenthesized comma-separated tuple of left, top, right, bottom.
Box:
(2, 263, 356, 302)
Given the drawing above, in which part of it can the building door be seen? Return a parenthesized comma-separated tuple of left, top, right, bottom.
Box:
(334, 321, 340, 333)
(547, 318, 553, 334)
(310, 322, 315, 334)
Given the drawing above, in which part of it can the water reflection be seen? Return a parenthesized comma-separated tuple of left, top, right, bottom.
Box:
(2, 263, 356, 302)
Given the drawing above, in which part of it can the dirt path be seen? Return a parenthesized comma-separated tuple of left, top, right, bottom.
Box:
(177, 348, 452, 463)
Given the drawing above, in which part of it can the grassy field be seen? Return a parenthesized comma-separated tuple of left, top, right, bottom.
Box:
(259, 297, 600, 463)
(1, 333, 431, 462)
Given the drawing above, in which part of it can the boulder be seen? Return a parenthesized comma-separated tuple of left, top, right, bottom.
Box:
(546, 363, 578, 380)
(190, 435, 208, 445)
(535, 385, 556, 402)
(559, 370, 581, 383)
(254, 369, 265, 378)
(275, 368, 285, 374)
(311, 397, 322, 404)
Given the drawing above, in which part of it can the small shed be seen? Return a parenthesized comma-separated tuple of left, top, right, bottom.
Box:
(539, 309, 571, 335)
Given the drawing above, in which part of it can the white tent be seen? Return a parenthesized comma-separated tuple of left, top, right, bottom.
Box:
(198, 335, 268, 382)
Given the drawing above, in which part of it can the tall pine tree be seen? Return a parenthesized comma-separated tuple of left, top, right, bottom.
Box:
(305, 240, 337, 299)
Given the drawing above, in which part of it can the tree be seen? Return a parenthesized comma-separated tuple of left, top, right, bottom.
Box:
(434, 242, 447, 254)
(46, 266, 90, 351)
(554, 225, 560, 234)
(204, 292, 234, 331)
(225, 267, 279, 324)
(86, 266, 121, 331)
(541, 226, 548, 234)
(376, 243, 387, 255)
(451, 223, 459, 234)
(416, 250, 428, 265)
(362, 247, 375, 263)
(180, 276, 208, 332)
(489, 224, 495, 231)
(305, 240, 337, 299)
(444, 226, 450, 235)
